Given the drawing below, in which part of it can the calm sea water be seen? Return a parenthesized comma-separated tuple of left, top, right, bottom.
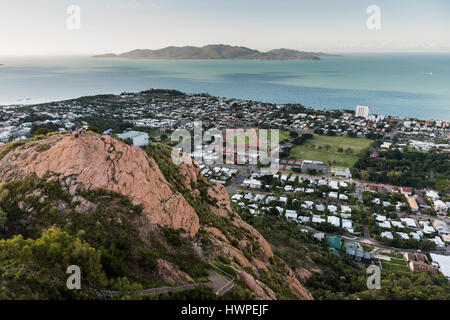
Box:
(0, 54, 449, 120)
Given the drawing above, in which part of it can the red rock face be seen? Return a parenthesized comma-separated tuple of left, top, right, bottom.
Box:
(0, 134, 313, 300)
(0, 134, 200, 236)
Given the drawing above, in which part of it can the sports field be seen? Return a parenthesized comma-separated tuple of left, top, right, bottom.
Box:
(288, 135, 373, 168)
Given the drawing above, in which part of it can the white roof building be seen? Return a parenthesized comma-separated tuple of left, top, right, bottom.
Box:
(339, 181, 348, 188)
(279, 197, 288, 205)
(423, 226, 436, 234)
(313, 233, 325, 241)
(265, 196, 277, 204)
(430, 254, 450, 279)
(397, 232, 409, 240)
(316, 204, 326, 212)
(312, 215, 326, 224)
(231, 194, 243, 202)
(285, 210, 298, 220)
(339, 194, 349, 200)
(327, 205, 338, 214)
(401, 218, 417, 229)
(244, 193, 254, 201)
(298, 216, 310, 223)
(302, 201, 314, 209)
(117, 131, 149, 146)
(391, 221, 404, 228)
(328, 192, 338, 199)
(327, 216, 340, 227)
(342, 219, 353, 229)
(434, 200, 448, 214)
(242, 179, 262, 189)
(341, 206, 352, 213)
(254, 194, 266, 202)
(379, 221, 392, 229)
(433, 236, 445, 248)
(410, 232, 422, 241)
(329, 180, 339, 190)
(433, 220, 450, 234)
(426, 190, 440, 201)
(381, 231, 394, 240)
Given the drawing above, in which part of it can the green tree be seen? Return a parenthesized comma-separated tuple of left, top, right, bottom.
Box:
(0, 227, 107, 299)
(33, 127, 51, 136)
(88, 126, 100, 134)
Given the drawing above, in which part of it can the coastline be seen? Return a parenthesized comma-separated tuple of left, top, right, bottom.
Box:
(0, 89, 446, 123)
(1, 54, 449, 121)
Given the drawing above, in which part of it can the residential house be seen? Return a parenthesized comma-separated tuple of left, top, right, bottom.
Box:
(285, 210, 298, 221)
(434, 200, 448, 215)
(401, 187, 413, 197)
(401, 218, 418, 229)
(327, 216, 340, 227)
(312, 215, 326, 224)
(327, 205, 338, 214)
(341, 206, 352, 213)
(381, 231, 394, 240)
(407, 197, 419, 212)
(339, 194, 349, 200)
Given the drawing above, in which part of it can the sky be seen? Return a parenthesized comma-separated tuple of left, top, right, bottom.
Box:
(1, 0, 450, 55)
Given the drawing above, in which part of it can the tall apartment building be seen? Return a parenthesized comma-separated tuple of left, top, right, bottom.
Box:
(355, 105, 370, 119)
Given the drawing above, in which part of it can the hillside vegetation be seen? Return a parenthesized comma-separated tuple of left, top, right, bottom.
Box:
(0, 134, 311, 300)
(237, 211, 450, 300)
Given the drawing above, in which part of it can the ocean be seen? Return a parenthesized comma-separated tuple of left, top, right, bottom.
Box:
(0, 53, 449, 120)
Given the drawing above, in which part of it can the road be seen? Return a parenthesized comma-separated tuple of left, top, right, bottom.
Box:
(100, 269, 234, 298)
(215, 163, 449, 256)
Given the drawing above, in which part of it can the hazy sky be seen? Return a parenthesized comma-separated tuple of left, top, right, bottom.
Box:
(1, 0, 450, 55)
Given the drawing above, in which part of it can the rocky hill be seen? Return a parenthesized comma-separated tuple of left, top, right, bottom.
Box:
(0, 133, 312, 300)
(93, 44, 338, 60)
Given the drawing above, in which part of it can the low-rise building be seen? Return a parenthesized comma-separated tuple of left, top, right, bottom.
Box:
(117, 131, 149, 146)
(407, 197, 419, 212)
(434, 200, 448, 215)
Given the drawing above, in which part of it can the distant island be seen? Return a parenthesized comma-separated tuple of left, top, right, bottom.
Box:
(93, 44, 339, 60)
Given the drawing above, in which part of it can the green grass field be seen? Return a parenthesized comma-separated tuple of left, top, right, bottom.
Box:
(288, 135, 373, 168)
(266, 129, 290, 143)
(381, 257, 409, 272)
(148, 130, 171, 141)
(227, 129, 290, 144)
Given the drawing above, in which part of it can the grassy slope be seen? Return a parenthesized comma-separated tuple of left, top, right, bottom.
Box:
(289, 135, 372, 168)
(0, 176, 218, 298)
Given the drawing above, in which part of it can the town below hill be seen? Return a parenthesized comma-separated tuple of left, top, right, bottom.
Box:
(0, 89, 449, 299)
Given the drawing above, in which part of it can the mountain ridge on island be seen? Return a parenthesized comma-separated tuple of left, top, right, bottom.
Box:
(93, 44, 339, 60)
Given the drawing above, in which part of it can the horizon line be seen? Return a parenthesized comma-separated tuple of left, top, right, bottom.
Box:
(2, 51, 450, 58)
